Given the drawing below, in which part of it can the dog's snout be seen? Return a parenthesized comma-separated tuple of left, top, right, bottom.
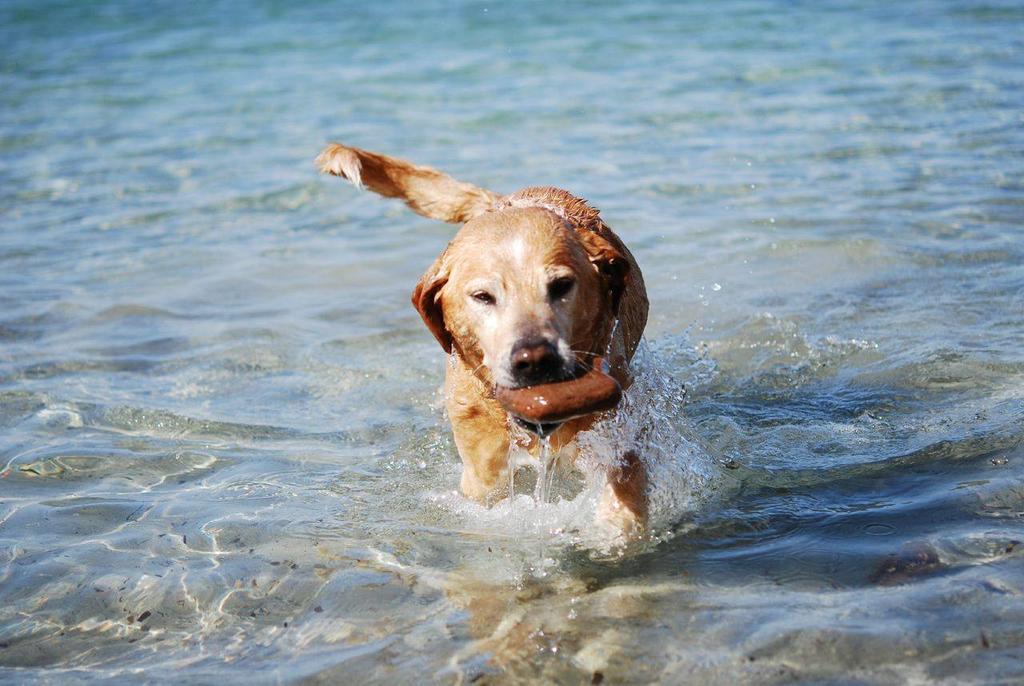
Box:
(510, 339, 562, 386)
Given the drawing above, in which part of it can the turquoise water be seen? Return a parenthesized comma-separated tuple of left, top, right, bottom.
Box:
(2, 1, 1023, 682)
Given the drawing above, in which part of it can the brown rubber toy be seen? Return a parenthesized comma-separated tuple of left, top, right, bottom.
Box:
(494, 357, 622, 424)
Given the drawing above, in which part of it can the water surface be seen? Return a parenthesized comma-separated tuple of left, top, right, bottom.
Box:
(2, 1, 1023, 683)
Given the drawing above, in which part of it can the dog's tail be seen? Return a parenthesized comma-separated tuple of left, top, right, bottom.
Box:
(315, 143, 499, 224)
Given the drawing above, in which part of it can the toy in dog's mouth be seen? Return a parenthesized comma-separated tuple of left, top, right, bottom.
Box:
(494, 357, 622, 436)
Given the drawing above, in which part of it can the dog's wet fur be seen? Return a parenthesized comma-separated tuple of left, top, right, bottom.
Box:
(317, 143, 650, 535)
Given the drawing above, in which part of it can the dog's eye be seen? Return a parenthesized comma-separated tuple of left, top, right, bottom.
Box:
(547, 277, 575, 301)
(471, 290, 496, 306)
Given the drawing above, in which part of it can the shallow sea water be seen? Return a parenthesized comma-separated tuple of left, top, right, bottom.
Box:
(2, 1, 1023, 683)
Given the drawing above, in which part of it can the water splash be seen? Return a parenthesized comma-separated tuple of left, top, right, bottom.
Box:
(533, 436, 556, 504)
(604, 317, 621, 358)
(577, 339, 726, 534)
(433, 338, 726, 553)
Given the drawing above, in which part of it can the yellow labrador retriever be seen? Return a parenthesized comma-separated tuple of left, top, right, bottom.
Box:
(316, 143, 650, 534)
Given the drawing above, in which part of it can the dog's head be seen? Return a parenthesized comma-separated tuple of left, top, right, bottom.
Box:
(315, 143, 630, 390)
(413, 207, 628, 389)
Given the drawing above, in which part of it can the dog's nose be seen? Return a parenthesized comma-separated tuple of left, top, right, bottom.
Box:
(510, 339, 562, 386)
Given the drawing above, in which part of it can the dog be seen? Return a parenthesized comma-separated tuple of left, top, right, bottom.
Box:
(316, 143, 650, 534)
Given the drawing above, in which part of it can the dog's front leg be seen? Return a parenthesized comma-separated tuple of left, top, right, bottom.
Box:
(445, 364, 511, 503)
(597, 450, 648, 536)
(448, 399, 510, 503)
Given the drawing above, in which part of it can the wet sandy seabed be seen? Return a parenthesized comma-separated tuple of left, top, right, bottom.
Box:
(2, 1, 1023, 683)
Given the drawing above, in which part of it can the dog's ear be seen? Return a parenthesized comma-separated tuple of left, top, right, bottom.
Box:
(316, 142, 499, 224)
(578, 230, 631, 310)
(411, 257, 452, 353)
